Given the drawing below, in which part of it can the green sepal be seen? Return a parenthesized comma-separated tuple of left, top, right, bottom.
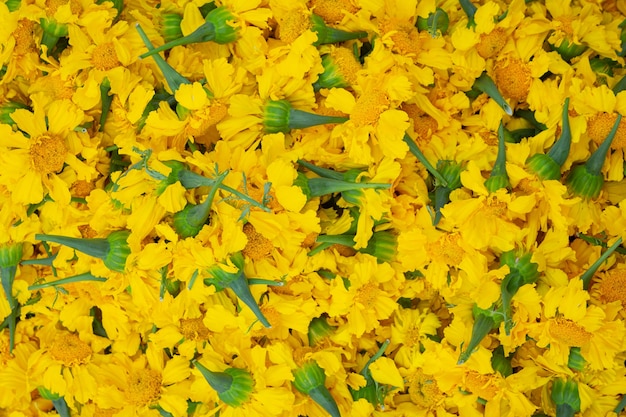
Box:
(567, 347, 585, 371)
(39, 18, 68, 54)
(550, 378, 581, 417)
(416, 8, 449, 37)
(161, 13, 184, 42)
(485, 121, 510, 192)
(204, 252, 271, 327)
(293, 361, 341, 417)
(308, 316, 337, 346)
(459, 0, 477, 28)
(350, 340, 391, 408)
(472, 73, 513, 116)
(527, 98, 571, 180)
(135, 23, 192, 94)
(5, 0, 21, 12)
(99, 77, 112, 132)
(403, 133, 449, 186)
(430, 160, 463, 225)
(313, 54, 350, 91)
(491, 345, 513, 377)
(263, 100, 348, 134)
(35, 230, 131, 273)
(310, 13, 367, 46)
(458, 304, 502, 364)
(499, 250, 540, 283)
(155, 160, 187, 195)
(566, 114, 622, 199)
(172, 170, 227, 238)
(550, 38, 588, 62)
(193, 360, 254, 407)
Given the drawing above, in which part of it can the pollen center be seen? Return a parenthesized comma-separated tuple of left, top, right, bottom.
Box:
(92, 42, 120, 71)
(586, 112, 626, 150)
(495, 58, 532, 102)
(179, 317, 210, 341)
(597, 269, 626, 306)
(45, 0, 81, 16)
(351, 89, 389, 127)
(49, 333, 92, 366)
(380, 19, 421, 56)
(464, 371, 498, 401)
(128, 369, 162, 406)
(308, 0, 358, 24)
(242, 222, 274, 260)
(13, 19, 37, 55)
(30, 134, 67, 174)
(402, 103, 437, 143)
(408, 369, 442, 408)
(549, 317, 592, 347)
(426, 234, 464, 265)
(355, 282, 379, 306)
(330, 47, 360, 86)
(277, 13, 312, 44)
(477, 27, 507, 59)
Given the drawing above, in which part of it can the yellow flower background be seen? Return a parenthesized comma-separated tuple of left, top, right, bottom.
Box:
(1, 0, 626, 415)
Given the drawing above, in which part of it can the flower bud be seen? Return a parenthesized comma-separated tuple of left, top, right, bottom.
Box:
(263, 100, 348, 134)
(308, 316, 337, 346)
(193, 360, 254, 407)
(35, 230, 131, 273)
(293, 361, 341, 417)
(566, 114, 622, 199)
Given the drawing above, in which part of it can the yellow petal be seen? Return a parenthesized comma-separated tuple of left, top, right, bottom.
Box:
(369, 357, 404, 388)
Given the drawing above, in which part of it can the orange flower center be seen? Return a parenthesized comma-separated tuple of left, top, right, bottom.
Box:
(586, 112, 626, 150)
(71, 180, 95, 197)
(179, 317, 210, 341)
(597, 269, 626, 306)
(408, 369, 442, 408)
(45, 0, 81, 16)
(426, 233, 464, 265)
(329, 47, 360, 86)
(477, 27, 507, 59)
(128, 369, 162, 406)
(495, 58, 532, 102)
(484, 196, 508, 217)
(49, 333, 92, 366)
(351, 89, 389, 127)
(13, 19, 37, 55)
(355, 282, 379, 306)
(242, 223, 274, 260)
(380, 19, 421, 56)
(464, 371, 498, 401)
(30, 134, 67, 174)
(402, 103, 438, 143)
(92, 42, 120, 71)
(277, 13, 312, 44)
(549, 317, 592, 347)
(308, 0, 358, 24)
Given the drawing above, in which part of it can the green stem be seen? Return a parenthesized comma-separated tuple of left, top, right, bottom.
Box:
(459, 0, 477, 27)
(403, 133, 449, 186)
(35, 234, 109, 260)
(289, 109, 348, 129)
(228, 272, 271, 328)
(581, 236, 623, 290)
(99, 77, 112, 132)
(586, 114, 622, 176)
(28, 272, 107, 291)
(547, 97, 571, 166)
(473, 73, 513, 116)
(139, 21, 216, 59)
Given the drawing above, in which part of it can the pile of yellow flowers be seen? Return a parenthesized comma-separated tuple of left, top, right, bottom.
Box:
(3, 0, 626, 415)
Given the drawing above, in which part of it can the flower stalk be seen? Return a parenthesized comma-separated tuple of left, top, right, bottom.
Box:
(527, 98, 571, 180)
(402, 133, 449, 186)
(458, 304, 502, 364)
(293, 361, 341, 417)
(193, 360, 254, 407)
(485, 121, 510, 192)
(310, 14, 367, 46)
(472, 73, 513, 116)
(263, 100, 348, 134)
(0, 243, 22, 352)
(350, 339, 391, 408)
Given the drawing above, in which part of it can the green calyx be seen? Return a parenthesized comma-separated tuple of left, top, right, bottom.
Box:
(161, 13, 184, 42)
(472, 73, 513, 116)
(155, 160, 187, 195)
(416, 8, 449, 37)
(313, 54, 350, 91)
(458, 304, 502, 365)
(263, 100, 348, 134)
(1, 101, 29, 126)
(567, 347, 585, 371)
(5, 0, 21, 12)
(527, 98, 572, 180)
(310, 14, 367, 46)
(140, 6, 238, 59)
(35, 230, 131, 273)
(172, 170, 227, 238)
(309, 231, 396, 263)
(350, 340, 391, 408)
(135, 23, 192, 94)
(491, 345, 513, 377)
(0, 243, 23, 269)
(293, 361, 341, 417)
(566, 114, 622, 199)
(204, 252, 271, 328)
(193, 361, 253, 407)
(485, 121, 510, 192)
(308, 316, 337, 346)
(550, 37, 588, 62)
(550, 378, 581, 417)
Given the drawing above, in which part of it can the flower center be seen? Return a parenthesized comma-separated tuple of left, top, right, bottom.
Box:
(494, 58, 532, 102)
(463, 371, 498, 401)
(93, 406, 120, 417)
(355, 282, 379, 306)
(408, 369, 442, 408)
(586, 112, 626, 150)
(402, 104, 438, 143)
(380, 19, 421, 56)
(49, 333, 92, 366)
(548, 317, 592, 347)
(277, 13, 312, 44)
(351, 89, 389, 127)
(92, 42, 120, 71)
(13, 19, 37, 55)
(484, 196, 507, 217)
(128, 369, 162, 406)
(71, 180, 95, 197)
(30, 134, 67, 174)
(79, 224, 98, 238)
(426, 233, 464, 265)
(555, 17, 574, 37)
(242, 223, 274, 260)
(597, 269, 626, 306)
(45, 0, 81, 16)
(308, 0, 358, 23)
(179, 317, 210, 341)
(329, 47, 360, 85)
(477, 27, 507, 59)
